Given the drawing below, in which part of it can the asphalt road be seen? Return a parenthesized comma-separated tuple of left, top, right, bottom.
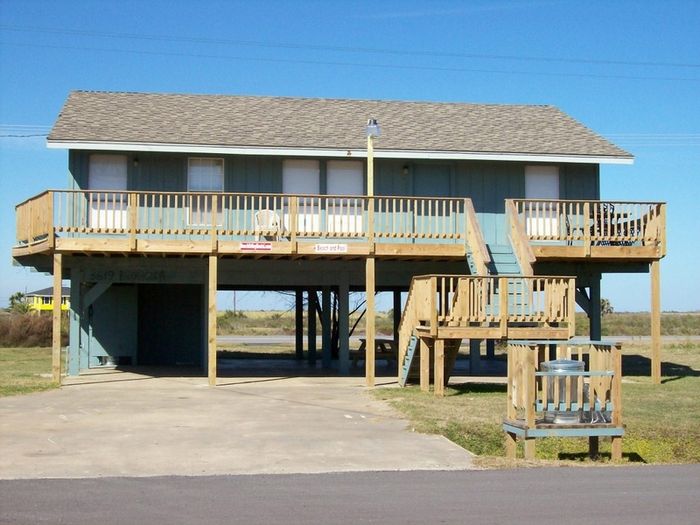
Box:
(2, 466, 699, 524)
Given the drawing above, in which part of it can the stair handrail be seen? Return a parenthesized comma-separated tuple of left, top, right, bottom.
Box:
(464, 198, 490, 275)
(505, 199, 535, 276)
(397, 277, 419, 370)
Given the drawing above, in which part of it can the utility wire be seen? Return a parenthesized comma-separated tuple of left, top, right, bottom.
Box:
(2, 41, 699, 82)
(0, 133, 47, 137)
(1, 24, 699, 69)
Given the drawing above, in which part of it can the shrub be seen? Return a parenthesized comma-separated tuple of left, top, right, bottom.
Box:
(0, 313, 68, 347)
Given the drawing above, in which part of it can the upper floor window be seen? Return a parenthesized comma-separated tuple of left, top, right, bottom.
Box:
(89, 154, 127, 190)
(525, 165, 559, 200)
(188, 158, 224, 192)
(282, 159, 320, 195)
(88, 154, 128, 230)
(326, 160, 363, 196)
(187, 158, 224, 225)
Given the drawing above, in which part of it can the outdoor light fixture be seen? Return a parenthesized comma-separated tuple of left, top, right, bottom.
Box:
(365, 118, 381, 138)
(402, 165, 409, 176)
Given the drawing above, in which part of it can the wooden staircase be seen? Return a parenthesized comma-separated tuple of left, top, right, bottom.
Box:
(398, 274, 576, 395)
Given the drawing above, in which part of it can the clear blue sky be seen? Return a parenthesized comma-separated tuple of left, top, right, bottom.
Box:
(1, 0, 698, 312)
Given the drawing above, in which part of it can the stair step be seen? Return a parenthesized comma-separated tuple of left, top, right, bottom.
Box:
(399, 335, 419, 388)
(487, 244, 513, 255)
(491, 253, 518, 263)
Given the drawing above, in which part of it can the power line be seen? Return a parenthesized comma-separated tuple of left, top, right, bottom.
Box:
(0, 134, 47, 137)
(1, 24, 698, 69)
(2, 41, 699, 83)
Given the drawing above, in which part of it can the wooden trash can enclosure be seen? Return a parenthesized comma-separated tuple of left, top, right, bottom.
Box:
(503, 340, 624, 460)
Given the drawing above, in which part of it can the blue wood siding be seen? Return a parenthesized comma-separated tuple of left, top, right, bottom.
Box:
(560, 164, 600, 200)
(66, 151, 599, 246)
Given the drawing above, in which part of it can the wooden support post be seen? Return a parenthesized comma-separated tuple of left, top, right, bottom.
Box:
(499, 277, 508, 337)
(321, 286, 331, 369)
(289, 196, 298, 253)
(207, 255, 217, 387)
(338, 278, 350, 376)
(420, 338, 430, 392)
(365, 257, 376, 387)
(505, 432, 517, 460)
(469, 339, 481, 374)
(307, 290, 317, 367)
(650, 261, 661, 384)
(589, 274, 602, 341)
(210, 194, 218, 253)
(52, 253, 63, 384)
(128, 193, 138, 251)
(68, 274, 80, 376)
(393, 290, 402, 346)
(434, 339, 445, 397)
(295, 289, 304, 361)
(486, 339, 495, 360)
(588, 436, 599, 460)
(523, 439, 536, 460)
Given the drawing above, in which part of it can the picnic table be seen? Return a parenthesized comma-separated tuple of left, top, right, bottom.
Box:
(351, 338, 398, 367)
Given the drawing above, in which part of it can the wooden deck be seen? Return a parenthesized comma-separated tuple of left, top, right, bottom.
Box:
(508, 199, 666, 263)
(14, 191, 665, 265)
(397, 274, 577, 395)
(13, 190, 487, 261)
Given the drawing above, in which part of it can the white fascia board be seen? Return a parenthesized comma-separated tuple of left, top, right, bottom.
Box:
(47, 140, 634, 165)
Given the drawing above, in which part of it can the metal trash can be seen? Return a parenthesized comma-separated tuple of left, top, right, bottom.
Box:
(541, 359, 584, 424)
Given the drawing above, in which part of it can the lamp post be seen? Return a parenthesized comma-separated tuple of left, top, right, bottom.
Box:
(365, 118, 380, 387)
(365, 118, 380, 197)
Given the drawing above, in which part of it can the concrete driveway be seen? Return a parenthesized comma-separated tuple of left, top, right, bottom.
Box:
(0, 370, 474, 479)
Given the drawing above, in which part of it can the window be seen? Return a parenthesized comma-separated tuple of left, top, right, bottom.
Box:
(282, 159, 320, 195)
(326, 161, 364, 234)
(525, 165, 560, 238)
(188, 158, 224, 192)
(326, 161, 363, 196)
(88, 154, 128, 230)
(89, 154, 128, 190)
(188, 158, 224, 225)
(283, 160, 320, 233)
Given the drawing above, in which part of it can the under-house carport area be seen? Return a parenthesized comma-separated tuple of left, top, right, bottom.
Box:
(55, 255, 468, 380)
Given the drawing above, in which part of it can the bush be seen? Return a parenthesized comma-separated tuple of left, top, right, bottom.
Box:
(0, 313, 68, 347)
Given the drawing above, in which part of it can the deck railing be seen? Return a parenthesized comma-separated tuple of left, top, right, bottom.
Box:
(400, 274, 576, 340)
(508, 199, 666, 256)
(15, 190, 486, 249)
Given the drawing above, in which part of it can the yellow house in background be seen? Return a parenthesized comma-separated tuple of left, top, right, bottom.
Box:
(26, 287, 70, 313)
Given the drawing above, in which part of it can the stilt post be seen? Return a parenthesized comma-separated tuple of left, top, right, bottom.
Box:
(321, 286, 331, 369)
(307, 290, 317, 366)
(52, 253, 63, 384)
(393, 290, 402, 346)
(207, 255, 218, 386)
(650, 261, 661, 384)
(338, 278, 350, 375)
(295, 289, 304, 360)
(589, 274, 602, 341)
(365, 257, 376, 387)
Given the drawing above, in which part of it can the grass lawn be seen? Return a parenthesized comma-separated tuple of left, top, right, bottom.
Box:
(373, 340, 700, 466)
(0, 347, 58, 397)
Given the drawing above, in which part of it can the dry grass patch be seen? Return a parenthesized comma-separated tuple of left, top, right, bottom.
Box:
(373, 340, 700, 466)
(0, 347, 58, 397)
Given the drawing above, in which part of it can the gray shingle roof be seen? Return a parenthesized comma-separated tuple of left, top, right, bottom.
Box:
(48, 91, 631, 159)
(26, 287, 70, 297)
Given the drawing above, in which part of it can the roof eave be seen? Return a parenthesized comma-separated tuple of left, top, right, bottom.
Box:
(46, 139, 635, 165)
